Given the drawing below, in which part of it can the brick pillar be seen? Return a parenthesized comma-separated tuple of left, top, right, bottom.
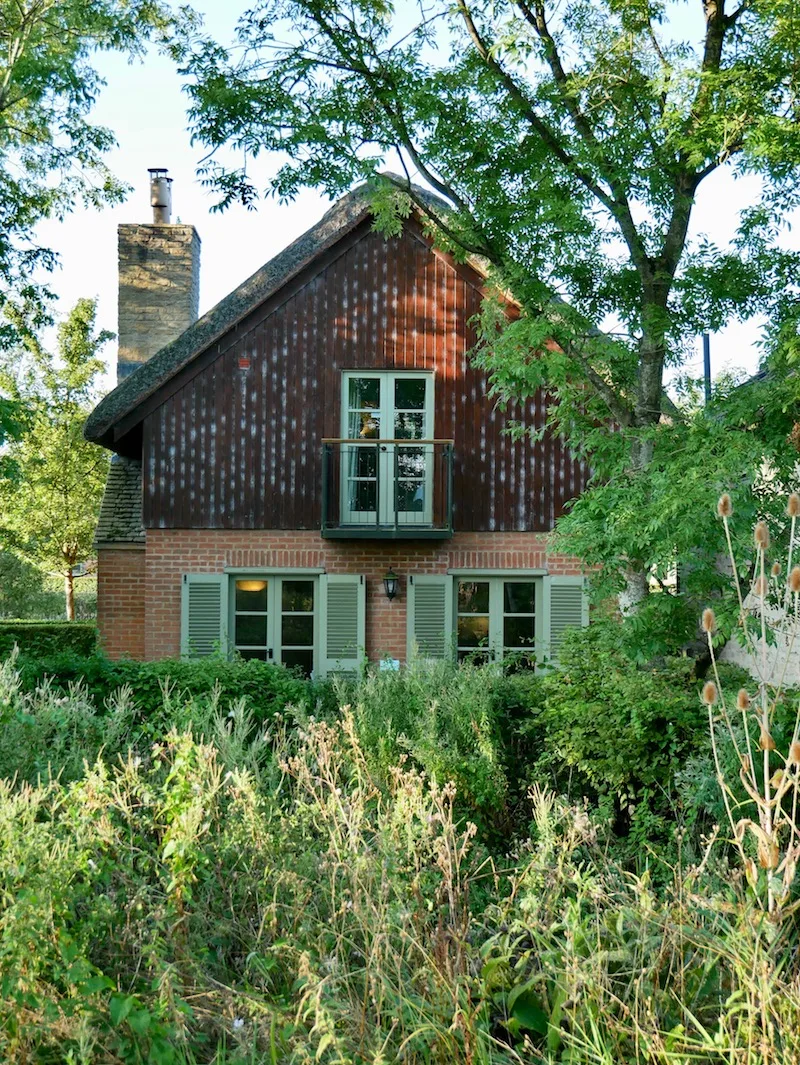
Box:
(96, 547, 146, 660)
(117, 223, 201, 382)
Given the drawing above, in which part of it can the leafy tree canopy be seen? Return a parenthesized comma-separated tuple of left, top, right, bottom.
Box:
(176, 0, 800, 607)
(0, 0, 178, 334)
(0, 298, 110, 619)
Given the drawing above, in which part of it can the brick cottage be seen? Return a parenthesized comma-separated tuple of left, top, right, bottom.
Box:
(84, 171, 589, 674)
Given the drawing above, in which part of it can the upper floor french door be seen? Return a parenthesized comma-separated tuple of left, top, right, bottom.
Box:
(341, 371, 434, 527)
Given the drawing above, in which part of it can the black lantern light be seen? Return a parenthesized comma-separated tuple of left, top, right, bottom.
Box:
(383, 568, 399, 600)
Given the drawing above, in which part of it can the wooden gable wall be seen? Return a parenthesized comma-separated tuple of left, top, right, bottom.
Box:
(141, 219, 589, 532)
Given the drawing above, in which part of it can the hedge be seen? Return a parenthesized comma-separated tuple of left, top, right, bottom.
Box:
(0, 621, 97, 659)
(15, 652, 334, 724)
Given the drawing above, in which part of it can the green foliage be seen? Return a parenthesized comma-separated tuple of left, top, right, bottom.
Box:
(17, 651, 326, 732)
(554, 371, 800, 654)
(1, 652, 799, 1063)
(0, 0, 177, 345)
(0, 298, 110, 618)
(334, 662, 514, 836)
(0, 621, 97, 658)
(0, 556, 97, 619)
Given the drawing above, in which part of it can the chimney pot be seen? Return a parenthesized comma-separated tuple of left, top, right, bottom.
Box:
(148, 167, 172, 224)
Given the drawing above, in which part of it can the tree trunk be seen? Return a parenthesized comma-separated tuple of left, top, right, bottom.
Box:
(619, 317, 666, 613)
(65, 570, 75, 621)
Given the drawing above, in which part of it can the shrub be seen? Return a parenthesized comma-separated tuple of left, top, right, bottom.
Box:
(16, 651, 329, 731)
(0, 620, 97, 657)
(333, 661, 514, 836)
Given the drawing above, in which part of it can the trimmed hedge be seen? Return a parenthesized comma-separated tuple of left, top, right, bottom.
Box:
(16, 652, 332, 724)
(0, 621, 97, 658)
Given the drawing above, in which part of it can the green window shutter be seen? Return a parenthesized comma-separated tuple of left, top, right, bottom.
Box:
(181, 573, 228, 659)
(407, 574, 453, 661)
(546, 575, 587, 662)
(319, 574, 365, 677)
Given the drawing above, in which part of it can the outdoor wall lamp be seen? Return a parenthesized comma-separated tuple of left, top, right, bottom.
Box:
(383, 568, 400, 601)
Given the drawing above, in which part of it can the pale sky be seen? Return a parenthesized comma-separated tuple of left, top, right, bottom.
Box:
(34, 0, 791, 394)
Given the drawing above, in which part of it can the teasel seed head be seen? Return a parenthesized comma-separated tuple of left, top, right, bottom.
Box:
(753, 575, 768, 598)
(717, 493, 733, 518)
(701, 607, 716, 634)
(789, 741, 800, 765)
(702, 681, 718, 706)
(789, 493, 800, 518)
(737, 689, 751, 712)
(772, 562, 782, 578)
(759, 728, 777, 752)
(754, 520, 770, 551)
(791, 566, 800, 594)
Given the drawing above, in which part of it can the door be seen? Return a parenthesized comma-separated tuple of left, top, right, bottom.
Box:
(341, 372, 433, 526)
(231, 576, 317, 675)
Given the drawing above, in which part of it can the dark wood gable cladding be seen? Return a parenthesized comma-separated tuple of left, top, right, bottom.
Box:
(142, 218, 588, 532)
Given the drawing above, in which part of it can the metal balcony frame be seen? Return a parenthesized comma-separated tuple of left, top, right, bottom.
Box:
(321, 438, 454, 539)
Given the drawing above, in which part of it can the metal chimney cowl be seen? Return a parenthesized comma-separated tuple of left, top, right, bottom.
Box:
(148, 167, 172, 224)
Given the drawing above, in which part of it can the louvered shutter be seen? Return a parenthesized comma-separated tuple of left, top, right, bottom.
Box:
(407, 574, 453, 661)
(546, 576, 587, 663)
(319, 574, 366, 677)
(181, 573, 228, 659)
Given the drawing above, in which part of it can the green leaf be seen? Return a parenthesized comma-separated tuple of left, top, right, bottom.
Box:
(109, 994, 135, 1026)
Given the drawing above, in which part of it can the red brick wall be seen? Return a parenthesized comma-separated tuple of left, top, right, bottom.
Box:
(144, 529, 584, 662)
(97, 546, 146, 660)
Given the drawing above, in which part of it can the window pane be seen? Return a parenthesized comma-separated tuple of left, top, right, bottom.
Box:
(458, 649, 490, 665)
(458, 614, 489, 647)
(504, 615, 535, 649)
(349, 377, 380, 409)
(394, 411, 425, 439)
(239, 648, 268, 662)
(504, 582, 535, 614)
(235, 614, 267, 646)
(397, 480, 425, 512)
(458, 581, 490, 614)
(282, 649, 314, 676)
(397, 447, 425, 477)
(349, 412, 381, 439)
(282, 614, 314, 646)
(394, 378, 426, 410)
(282, 580, 314, 613)
(235, 580, 268, 611)
(348, 480, 377, 512)
(349, 446, 377, 478)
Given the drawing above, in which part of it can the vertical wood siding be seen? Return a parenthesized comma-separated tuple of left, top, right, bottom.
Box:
(143, 222, 589, 532)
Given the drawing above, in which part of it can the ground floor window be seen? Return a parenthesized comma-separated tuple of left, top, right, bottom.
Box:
(232, 576, 317, 675)
(456, 577, 538, 666)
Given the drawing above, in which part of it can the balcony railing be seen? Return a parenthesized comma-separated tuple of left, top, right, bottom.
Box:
(321, 439, 454, 539)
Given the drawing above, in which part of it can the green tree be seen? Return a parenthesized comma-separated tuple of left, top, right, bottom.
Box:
(0, 0, 175, 379)
(177, 0, 800, 607)
(0, 298, 110, 620)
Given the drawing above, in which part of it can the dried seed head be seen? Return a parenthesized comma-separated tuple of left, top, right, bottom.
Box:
(771, 768, 785, 789)
(772, 562, 782, 578)
(754, 521, 770, 551)
(790, 741, 800, 765)
(737, 689, 751, 712)
(753, 575, 768, 598)
(702, 681, 718, 706)
(701, 607, 716, 634)
(759, 728, 777, 751)
(791, 567, 800, 594)
(758, 840, 780, 870)
(740, 753, 752, 775)
(717, 493, 733, 518)
(789, 493, 800, 518)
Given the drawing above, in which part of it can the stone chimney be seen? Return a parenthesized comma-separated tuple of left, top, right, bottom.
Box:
(116, 169, 201, 382)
